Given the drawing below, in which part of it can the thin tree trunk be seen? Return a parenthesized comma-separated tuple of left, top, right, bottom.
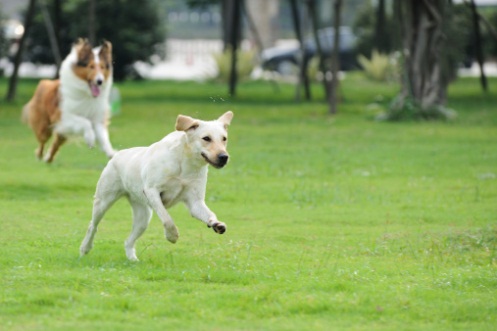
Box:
(5, 0, 37, 102)
(241, 1, 264, 52)
(374, 0, 387, 53)
(41, 0, 62, 74)
(53, 0, 62, 77)
(228, 0, 241, 97)
(306, 0, 330, 100)
(289, 0, 310, 101)
(469, 0, 487, 92)
(329, 0, 342, 115)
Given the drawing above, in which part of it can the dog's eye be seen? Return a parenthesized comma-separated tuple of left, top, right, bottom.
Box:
(223, 136, 227, 142)
(202, 136, 211, 142)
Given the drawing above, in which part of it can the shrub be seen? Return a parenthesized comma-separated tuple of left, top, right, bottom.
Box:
(212, 48, 255, 83)
(357, 50, 399, 82)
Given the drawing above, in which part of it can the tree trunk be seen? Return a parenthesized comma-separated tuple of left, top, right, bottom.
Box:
(307, 0, 331, 100)
(289, 0, 310, 101)
(469, 0, 487, 92)
(374, 0, 387, 53)
(222, 0, 242, 52)
(41, 0, 61, 74)
(391, 0, 454, 119)
(328, 0, 342, 115)
(5, 0, 37, 102)
(228, 0, 241, 97)
(53, 0, 62, 77)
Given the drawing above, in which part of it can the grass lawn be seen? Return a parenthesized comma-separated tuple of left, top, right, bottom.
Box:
(0, 74, 496, 330)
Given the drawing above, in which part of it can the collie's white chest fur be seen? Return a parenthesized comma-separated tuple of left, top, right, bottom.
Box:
(53, 39, 116, 158)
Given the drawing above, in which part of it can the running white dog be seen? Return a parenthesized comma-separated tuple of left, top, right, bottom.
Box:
(80, 111, 233, 261)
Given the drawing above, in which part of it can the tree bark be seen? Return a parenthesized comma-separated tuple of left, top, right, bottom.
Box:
(5, 0, 37, 102)
(393, 0, 452, 118)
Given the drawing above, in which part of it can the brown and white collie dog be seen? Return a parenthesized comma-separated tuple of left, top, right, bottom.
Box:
(22, 38, 116, 163)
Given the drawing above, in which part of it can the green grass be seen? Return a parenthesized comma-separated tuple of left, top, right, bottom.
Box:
(0, 74, 496, 330)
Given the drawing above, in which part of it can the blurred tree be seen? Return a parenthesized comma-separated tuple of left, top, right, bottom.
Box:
(328, 0, 342, 115)
(227, 0, 241, 96)
(25, 0, 165, 81)
(352, 1, 400, 57)
(374, 0, 387, 53)
(6, 0, 37, 102)
(0, 6, 7, 60)
(307, 0, 330, 100)
(469, 0, 487, 91)
(388, 0, 456, 120)
(289, 0, 311, 101)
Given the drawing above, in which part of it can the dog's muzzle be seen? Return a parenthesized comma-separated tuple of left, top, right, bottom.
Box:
(202, 153, 229, 168)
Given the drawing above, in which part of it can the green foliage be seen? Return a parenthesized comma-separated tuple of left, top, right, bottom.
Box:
(211, 48, 255, 83)
(357, 50, 399, 82)
(24, 0, 165, 81)
(376, 94, 458, 122)
(1, 76, 497, 330)
(352, 2, 401, 58)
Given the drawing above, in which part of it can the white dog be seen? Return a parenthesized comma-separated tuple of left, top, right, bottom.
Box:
(80, 111, 233, 261)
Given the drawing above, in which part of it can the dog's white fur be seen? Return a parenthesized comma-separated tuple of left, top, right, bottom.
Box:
(55, 44, 116, 158)
(80, 111, 233, 261)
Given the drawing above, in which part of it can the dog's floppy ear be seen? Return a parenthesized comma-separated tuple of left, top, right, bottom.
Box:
(218, 111, 233, 129)
(176, 115, 199, 131)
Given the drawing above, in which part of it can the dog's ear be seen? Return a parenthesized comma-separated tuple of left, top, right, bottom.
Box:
(75, 38, 93, 67)
(99, 40, 112, 58)
(218, 111, 233, 129)
(99, 40, 113, 68)
(176, 115, 199, 131)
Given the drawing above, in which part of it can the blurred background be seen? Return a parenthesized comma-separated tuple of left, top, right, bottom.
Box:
(2, 0, 497, 83)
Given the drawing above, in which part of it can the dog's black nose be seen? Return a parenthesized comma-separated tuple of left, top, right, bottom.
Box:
(96, 78, 103, 86)
(218, 154, 229, 166)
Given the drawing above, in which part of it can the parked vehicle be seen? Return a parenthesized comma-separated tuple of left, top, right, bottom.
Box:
(261, 27, 357, 74)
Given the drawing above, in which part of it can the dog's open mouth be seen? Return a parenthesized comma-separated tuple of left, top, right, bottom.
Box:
(201, 152, 223, 169)
(89, 82, 101, 98)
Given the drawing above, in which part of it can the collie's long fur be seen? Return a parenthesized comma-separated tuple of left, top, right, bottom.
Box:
(22, 38, 116, 163)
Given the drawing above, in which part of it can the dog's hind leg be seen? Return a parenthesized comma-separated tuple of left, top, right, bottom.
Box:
(80, 164, 122, 257)
(33, 122, 52, 160)
(44, 133, 66, 163)
(124, 200, 153, 261)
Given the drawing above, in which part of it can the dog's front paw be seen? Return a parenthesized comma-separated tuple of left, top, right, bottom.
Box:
(209, 221, 226, 234)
